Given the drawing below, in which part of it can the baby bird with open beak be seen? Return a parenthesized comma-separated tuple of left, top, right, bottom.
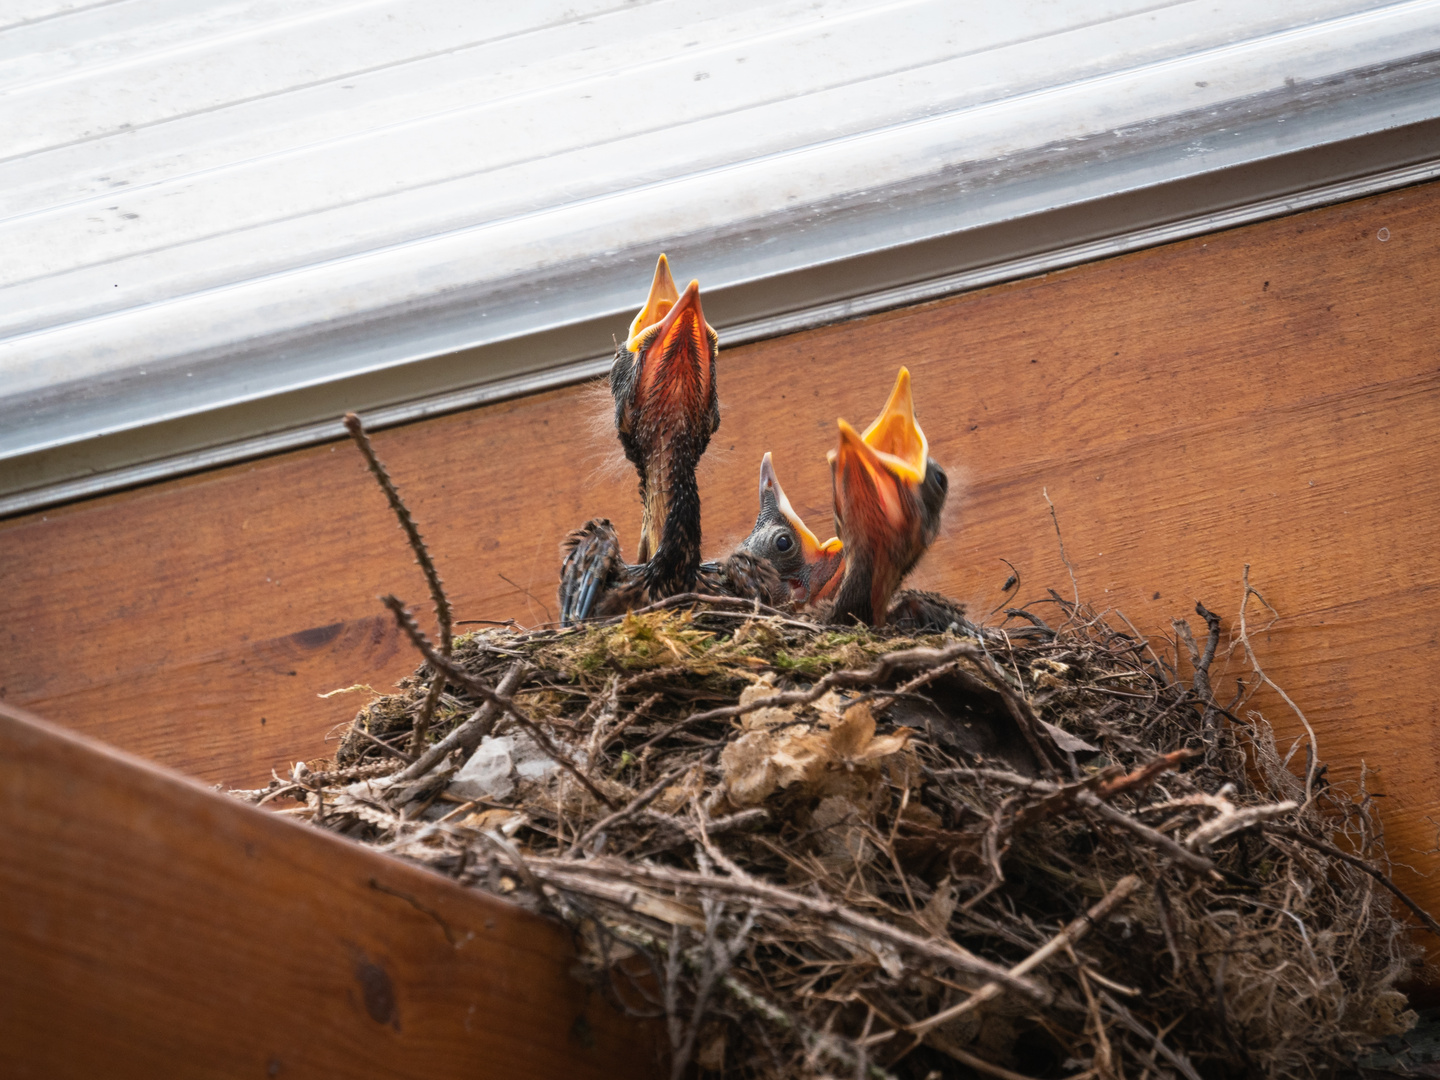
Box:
(559, 255, 780, 623)
(827, 368, 949, 627)
(739, 368, 953, 627)
(739, 452, 844, 607)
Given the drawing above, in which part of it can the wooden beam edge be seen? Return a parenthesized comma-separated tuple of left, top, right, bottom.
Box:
(0, 700, 662, 1080)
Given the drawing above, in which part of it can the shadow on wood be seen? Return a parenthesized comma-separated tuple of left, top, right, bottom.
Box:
(0, 701, 661, 1079)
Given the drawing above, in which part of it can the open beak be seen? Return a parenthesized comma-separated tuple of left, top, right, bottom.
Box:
(860, 367, 928, 479)
(625, 253, 681, 352)
(758, 453, 839, 565)
(830, 417, 922, 538)
(826, 368, 945, 624)
(755, 453, 844, 603)
(625, 273, 720, 564)
(633, 278, 718, 418)
(830, 365, 929, 542)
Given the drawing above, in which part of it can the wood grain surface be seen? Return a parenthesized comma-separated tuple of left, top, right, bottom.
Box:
(0, 699, 661, 1079)
(3, 181, 1438, 942)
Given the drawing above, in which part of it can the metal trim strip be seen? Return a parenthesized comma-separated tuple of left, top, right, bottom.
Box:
(4, 151, 1436, 520)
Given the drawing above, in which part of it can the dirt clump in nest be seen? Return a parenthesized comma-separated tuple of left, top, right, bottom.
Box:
(234, 587, 1431, 1080)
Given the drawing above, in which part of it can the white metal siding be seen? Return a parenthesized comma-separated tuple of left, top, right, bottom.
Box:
(2, 0, 1438, 511)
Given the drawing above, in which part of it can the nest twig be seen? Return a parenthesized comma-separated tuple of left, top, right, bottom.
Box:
(344, 412, 453, 753)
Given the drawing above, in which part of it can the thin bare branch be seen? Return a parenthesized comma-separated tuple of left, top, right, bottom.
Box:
(344, 412, 453, 655)
(1236, 564, 1317, 803)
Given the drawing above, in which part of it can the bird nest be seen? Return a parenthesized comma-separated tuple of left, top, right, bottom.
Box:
(234, 584, 1430, 1080)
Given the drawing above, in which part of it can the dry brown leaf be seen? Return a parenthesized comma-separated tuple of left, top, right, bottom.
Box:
(811, 688, 852, 724)
(652, 764, 707, 814)
(1363, 989, 1419, 1037)
(827, 703, 876, 758)
(720, 730, 780, 806)
(736, 675, 798, 731)
(915, 876, 958, 937)
(737, 674, 777, 706)
(770, 730, 831, 785)
(828, 703, 914, 765)
(885, 746, 921, 789)
(723, 701, 915, 812)
(860, 729, 914, 760)
(810, 794, 873, 870)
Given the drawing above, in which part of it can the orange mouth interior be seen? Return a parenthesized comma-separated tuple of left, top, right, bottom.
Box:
(625, 254, 680, 353)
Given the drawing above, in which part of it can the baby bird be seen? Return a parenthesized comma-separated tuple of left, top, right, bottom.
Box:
(559, 256, 780, 623)
(826, 368, 949, 627)
(739, 452, 844, 607)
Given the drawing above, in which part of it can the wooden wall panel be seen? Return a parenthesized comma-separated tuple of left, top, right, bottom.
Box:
(0, 701, 660, 1079)
(2, 181, 1438, 932)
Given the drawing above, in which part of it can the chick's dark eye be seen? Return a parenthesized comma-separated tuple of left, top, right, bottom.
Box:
(775, 534, 792, 552)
